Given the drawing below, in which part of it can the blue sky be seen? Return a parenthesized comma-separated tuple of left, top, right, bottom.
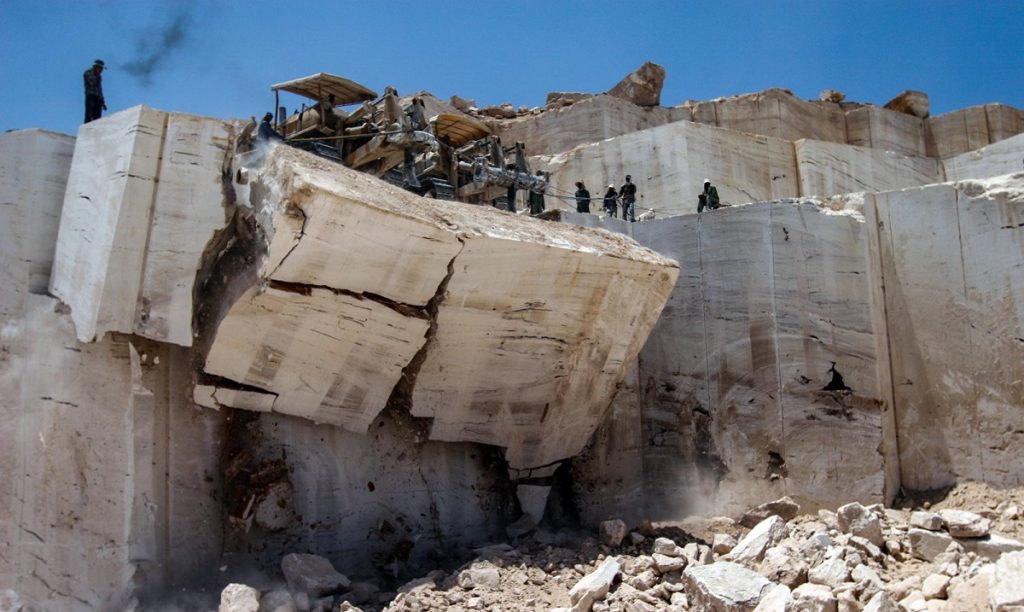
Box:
(2, 1, 1022, 136)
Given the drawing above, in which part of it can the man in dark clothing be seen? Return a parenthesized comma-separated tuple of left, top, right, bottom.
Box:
(574, 181, 591, 213)
(603, 184, 619, 218)
(528, 170, 547, 215)
(698, 178, 720, 212)
(257, 113, 283, 142)
(620, 175, 637, 222)
(83, 59, 106, 123)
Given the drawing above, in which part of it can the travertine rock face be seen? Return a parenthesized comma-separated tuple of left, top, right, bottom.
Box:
(884, 90, 930, 118)
(794, 139, 942, 197)
(683, 88, 848, 144)
(607, 61, 666, 107)
(927, 103, 1024, 158)
(49, 105, 234, 347)
(206, 145, 678, 470)
(943, 133, 1024, 181)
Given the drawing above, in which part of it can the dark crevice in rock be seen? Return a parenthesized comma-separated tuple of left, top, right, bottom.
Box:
(823, 361, 852, 392)
(266, 279, 429, 320)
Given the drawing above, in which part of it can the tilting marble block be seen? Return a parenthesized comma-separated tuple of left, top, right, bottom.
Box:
(538, 119, 799, 218)
(943, 133, 1024, 182)
(795, 138, 943, 197)
(846, 106, 927, 156)
(868, 175, 1024, 489)
(49, 105, 234, 347)
(204, 146, 678, 470)
(0, 129, 74, 320)
(684, 89, 847, 144)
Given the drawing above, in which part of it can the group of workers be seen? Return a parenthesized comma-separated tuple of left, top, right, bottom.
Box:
(574, 175, 639, 221)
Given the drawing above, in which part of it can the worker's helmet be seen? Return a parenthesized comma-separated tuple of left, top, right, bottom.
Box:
(703, 178, 711, 184)
(608, 184, 614, 188)
(94, 59, 105, 68)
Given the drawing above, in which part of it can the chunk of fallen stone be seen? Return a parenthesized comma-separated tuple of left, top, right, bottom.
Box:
(652, 536, 683, 556)
(758, 545, 808, 587)
(740, 496, 801, 528)
(938, 509, 991, 538)
(569, 556, 621, 611)
(807, 555, 849, 588)
(281, 553, 351, 598)
(683, 562, 775, 611)
(727, 515, 788, 563)
(258, 590, 297, 612)
(752, 584, 792, 612)
(862, 591, 899, 612)
(921, 573, 950, 600)
(909, 511, 943, 531)
(836, 502, 884, 547)
(599, 519, 628, 548)
(907, 528, 954, 561)
(990, 550, 1024, 611)
(958, 533, 1024, 561)
(652, 553, 686, 573)
(457, 564, 501, 590)
(713, 533, 737, 555)
(791, 582, 837, 612)
(220, 583, 261, 612)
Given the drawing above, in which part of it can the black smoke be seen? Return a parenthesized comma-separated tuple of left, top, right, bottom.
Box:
(120, 10, 192, 85)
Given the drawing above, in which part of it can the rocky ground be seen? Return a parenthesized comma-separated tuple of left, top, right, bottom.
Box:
(215, 482, 1024, 612)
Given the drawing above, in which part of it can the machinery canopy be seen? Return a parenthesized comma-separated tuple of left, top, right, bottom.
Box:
(272, 73, 378, 105)
(431, 113, 491, 147)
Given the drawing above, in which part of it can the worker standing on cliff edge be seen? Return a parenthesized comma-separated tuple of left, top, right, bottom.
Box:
(698, 178, 720, 213)
(620, 175, 637, 222)
(83, 59, 107, 123)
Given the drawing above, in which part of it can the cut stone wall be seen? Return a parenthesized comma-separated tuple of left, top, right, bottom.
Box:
(794, 139, 943, 197)
(943, 133, 1024, 182)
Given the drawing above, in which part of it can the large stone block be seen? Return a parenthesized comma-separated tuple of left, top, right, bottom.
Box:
(0, 129, 74, 320)
(942, 134, 1024, 181)
(845, 106, 927, 156)
(795, 139, 943, 197)
(205, 146, 678, 471)
(50, 105, 234, 347)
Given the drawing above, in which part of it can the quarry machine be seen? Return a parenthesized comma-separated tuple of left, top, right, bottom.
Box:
(270, 72, 546, 206)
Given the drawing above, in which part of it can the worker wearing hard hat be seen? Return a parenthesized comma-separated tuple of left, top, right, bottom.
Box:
(698, 178, 720, 213)
(603, 184, 619, 218)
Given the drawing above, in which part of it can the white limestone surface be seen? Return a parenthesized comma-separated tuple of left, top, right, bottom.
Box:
(49, 105, 234, 347)
(795, 139, 943, 197)
(868, 174, 1024, 489)
(845, 106, 927, 157)
(538, 120, 800, 219)
(943, 133, 1024, 182)
(0, 129, 74, 319)
(206, 146, 679, 470)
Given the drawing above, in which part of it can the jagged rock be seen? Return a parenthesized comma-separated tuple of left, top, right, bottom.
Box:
(808, 555, 849, 589)
(752, 584, 792, 611)
(546, 92, 593, 107)
(728, 516, 789, 563)
(991, 551, 1024, 611)
(281, 553, 350, 597)
(862, 591, 899, 612)
(449, 95, 476, 112)
(884, 90, 930, 118)
(759, 545, 808, 587)
(457, 564, 500, 590)
(898, 591, 927, 612)
(517, 484, 551, 524)
(819, 90, 846, 103)
(958, 533, 1024, 561)
(836, 502, 884, 547)
(886, 576, 922, 602)
(909, 511, 943, 531)
(938, 509, 991, 538)
(569, 557, 621, 610)
(713, 534, 738, 555)
(653, 553, 687, 573)
(628, 569, 659, 591)
(599, 519, 629, 547)
(220, 583, 261, 612)
(908, 528, 954, 561)
(740, 496, 801, 528)
(921, 574, 950, 600)
(258, 590, 297, 612)
(607, 61, 666, 107)
(653, 537, 683, 556)
(792, 583, 838, 612)
(684, 562, 775, 611)
(849, 535, 884, 561)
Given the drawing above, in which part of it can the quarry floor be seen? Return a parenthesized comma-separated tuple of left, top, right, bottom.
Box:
(191, 481, 1024, 612)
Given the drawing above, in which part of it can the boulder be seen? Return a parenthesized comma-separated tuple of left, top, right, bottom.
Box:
(220, 583, 261, 612)
(653, 553, 687, 573)
(991, 551, 1024, 611)
(258, 590, 297, 612)
(907, 528, 954, 561)
(599, 519, 629, 548)
(653, 537, 683, 556)
(883, 90, 930, 118)
(545, 92, 593, 107)
(628, 569, 659, 591)
(921, 574, 949, 600)
(281, 553, 351, 598)
(752, 584, 792, 612)
(728, 516, 789, 563)
(836, 502, 884, 547)
(862, 591, 899, 612)
(607, 62, 666, 107)
(713, 534, 738, 555)
(457, 564, 501, 590)
(740, 496, 801, 528)
(683, 562, 775, 611)
(758, 546, 808, 587)
(449, 95, 476, 112)
(938, 509, 991, 538)
(958, 533, 1024, 561)
(808, 556, 849, 588)
(569, 557, 621, 610)
(909, 511, 943, 531)
(819, 89, 846, 103)
(791, 583, 837, 612)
